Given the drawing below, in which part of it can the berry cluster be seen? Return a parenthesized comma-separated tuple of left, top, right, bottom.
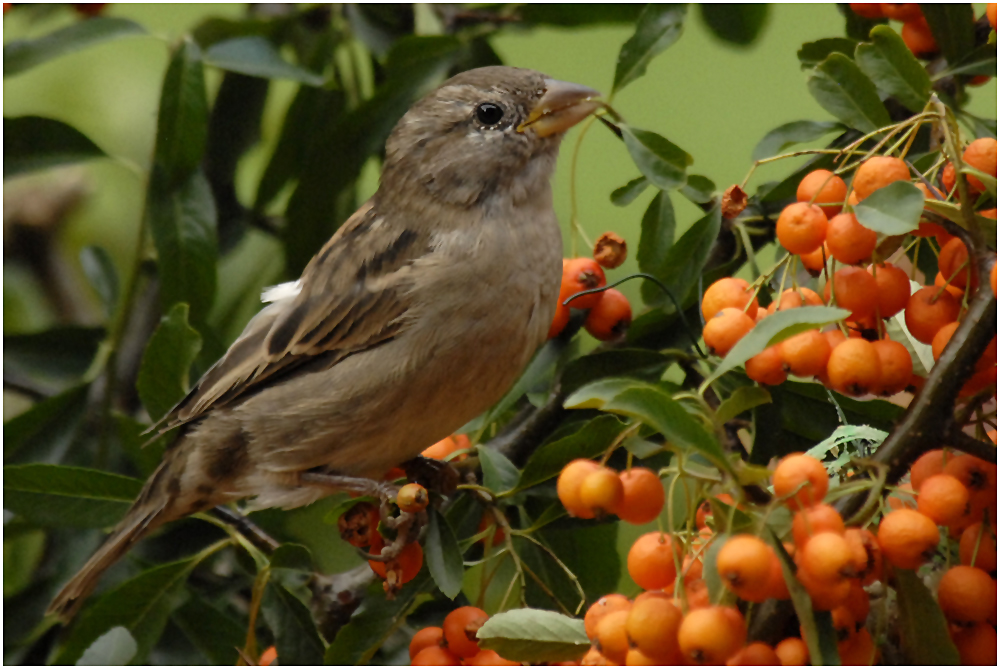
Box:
(549, 234, 633, 342)
(557, 463, 665, 525)
(409, 606, 519, 666)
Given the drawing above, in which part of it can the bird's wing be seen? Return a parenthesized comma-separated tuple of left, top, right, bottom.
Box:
(154, 201, 430, 432)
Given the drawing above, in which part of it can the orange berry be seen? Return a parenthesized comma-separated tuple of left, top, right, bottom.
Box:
(593, 231, 627, 269)
(773, 287, 824, 312)
(839, 627, 876, 666)
(939, 237, 973, 289)
(901, 17, 938, 56)
(465, 649, 519, 666)
(259, 646, 278, 666)
(931, 321, 960, 362)
(877, 508, 940, 569)
(584, 288, 632, 341)
(678, 606, 746, 665)
(584, 594, 632, 641)
(845, 580, 871, 628)
(826, 213, 877, 265)
(935, 271, 966, 300)
(937, 565, 996, 624)
(852, 156, 910, 200)
(548, 302, 571, 339)
(943, 455, 997, 495)
(824, 266, 879, 321)
(703, 307, 756, 356)
(682, 578, 712, 610)
(702, 277, 759, 322)
(628, 532, 680, 591)
(625, 647, 663, 666)
(625, 594, 682, 662)
(959, 522, 997, 571)
(560, 258, 606, 310)
(717, 534, 775, 602)
(338, 501, 380, 548)
(911, 449, 948, 491)
(558, 459, 601, 519)
(773, 453, 829, 511)
(780, 329, 832, 378)
(579, 466, 625, 517)
(580, 647, 612, 666)
(595, 609, 630, 664)
(962, 138, 997, 193)
(695, 493, 736, 529)
(368, 533, 423, 586)
(881, 2, 922, 20)
(792, 504, 846, 548)
(872, 339, 913, 396)
(422, 434, 470, 460)
(745, 344, 788, 385)
(442, 606, 489, 658)
(844, 528, 883, 586)
(952, 623, 997, 666)
(397, 483, 429, 513)
(411, 646, 461, 666)
(798, 568, 852, 610)
(774, 637, 809, 666)
(827, 338, 882, 396)
(727, 642, 781, 666)
(916, 474, 970, 525)
(988, 3, 998, 29)
(762, 547, 792, 600)
(618, 467, 665, 525)
(797, 169, 848, 218)
(409, 627, 445, 661)
(800, 532, 854, 582)
(777, 202, 829, 255)
(800, 243, 829, 272)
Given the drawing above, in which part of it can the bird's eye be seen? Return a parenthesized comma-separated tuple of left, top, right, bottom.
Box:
(475, 102, 505, 126)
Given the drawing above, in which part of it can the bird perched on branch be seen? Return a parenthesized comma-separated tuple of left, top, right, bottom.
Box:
(49, 66, 602, 620)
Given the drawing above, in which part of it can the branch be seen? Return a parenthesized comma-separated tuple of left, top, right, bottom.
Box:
(948, 428, 998, 464)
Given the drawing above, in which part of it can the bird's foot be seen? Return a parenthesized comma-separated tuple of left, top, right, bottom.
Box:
(300, 470, 399, 506)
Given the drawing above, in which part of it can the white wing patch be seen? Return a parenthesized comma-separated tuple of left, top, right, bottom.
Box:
(261, 280, 302, 303)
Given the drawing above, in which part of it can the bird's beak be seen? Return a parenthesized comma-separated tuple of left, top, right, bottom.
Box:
(518, 79, 603, 138)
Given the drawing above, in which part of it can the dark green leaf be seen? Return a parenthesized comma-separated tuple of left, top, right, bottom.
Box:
(561, 349, 672, 393)
(921, 4, 976, 65)
(853, 180, 923, 235)
(840, 5, 888, 41)
(3, 328, 103, 395)
(137, 303, 203, 422)
(797, 37, 858, 69)
(855, 26, 932, 112)
(76, 627, 137, 666)
(269, 543, 314, 572)
(154, 39, 208, 186)
(610, 176, 650, 207)
(620, 125, 692, 191)
(752, 120, 843, 162)
(3, 527, 46, 599)
(516, 415, 625, 491)
(807, 54, 891, 133)
(613, 4, 687, 93)
(519, 4, 644, 26)
(204, 36, 324, 85)
(679, 174, 716, 204)
(893, 568, 961, 664)
(701, 534, 725, 602)
(171, 597, 244, 665)
(325, 575, 433, 665)
(53, 557, 199, 664)
(262, 581, 325, 666)
(79, 246, 119, 318)
(478, 445, 520, 494)
(704, 306, 852, 386)
(3, 116, 105, 177)
(477, 608, 589, 663)
(699, 4, 769, 46)
(3, 463, 141, 528)
(945, 44, 998, 77)
(3, 17, 146, 78)
(716, 386, 772, 423)
(115, 413, 167, 477)
(146, 169, 218, 322)
(3, 385, 88, 464)
(425, 508, 464, 599)
(646, 205, 721, 308)
(637, 191, 677, 304)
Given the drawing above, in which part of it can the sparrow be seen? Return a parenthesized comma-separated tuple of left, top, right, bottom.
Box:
(48, 66, 601, 620)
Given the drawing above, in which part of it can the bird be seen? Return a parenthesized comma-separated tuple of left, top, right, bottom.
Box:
(48, 65, 602, 620)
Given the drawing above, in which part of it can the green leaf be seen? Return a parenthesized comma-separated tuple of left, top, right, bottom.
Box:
(478, 445, 520, 494)
(888, 306, 934, 375)
(752, 120, 843, 162)
(325, 576, 433, 665)
(262, 581, 325, 666)
(171, 597, 244, 665)
(610, 176, 650, 207)
(3, 464, 141, 528)
(646, 205, 721, 308)
(855, 26, 932, 112)
(840, 5, 888, 41)
(425, 508, 464, 599)
(3, 116, 105, 178)
(76, 627, 137, 666)
(3, 327, 104, 394)
(4, 527, 46, 599)
(921, 4, 976, 66)
(701, 534, 725, 602)
(680, 174, 717, 204)
(561, 349, 672, 394)
(564, 378, 643, 410)
(704, 306, 852, 386)
(154, 40, 208, 186)
(699, 4, 769, 46)
(54, 557, 200, 664)
(853, 180, 923, 235)
(804, 424, 888, 462)
(516, 415, 625, 491)
(944, 43, 998, 77)
(3, 17, 146, 78)
(3, 384, 88, 463)
(269, 543, 314, 572)
(79, 246, 119, 318)
(808, 53, 891, 133)
(204, 36, 324, 85)
(137, 303, 203, 422)
(613, 4, 687, 93)
(716, 386, 772, 423)
(637, 191, 676, 303)
(620, 125, 693, 191)
(798, 37, 858, 69)
(893, 568, 961, 664)
(476, 608, 589, 663)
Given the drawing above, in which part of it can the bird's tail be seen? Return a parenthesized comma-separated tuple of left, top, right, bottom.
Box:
(46, 461, 177, 622)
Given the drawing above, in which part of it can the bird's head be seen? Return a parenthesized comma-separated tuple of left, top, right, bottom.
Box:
(381, 66, 601, 209)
